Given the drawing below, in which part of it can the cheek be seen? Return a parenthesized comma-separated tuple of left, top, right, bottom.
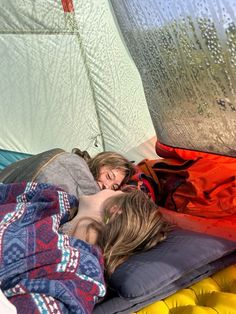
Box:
(117, 169, 126, 178)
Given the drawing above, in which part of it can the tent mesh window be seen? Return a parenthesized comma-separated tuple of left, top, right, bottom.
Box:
(111, 0, 236, 157)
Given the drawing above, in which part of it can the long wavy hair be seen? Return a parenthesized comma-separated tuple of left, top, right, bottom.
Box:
(96, 189, 170, 277)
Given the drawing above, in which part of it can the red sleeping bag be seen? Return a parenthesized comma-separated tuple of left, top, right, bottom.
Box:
(135, 141, 236, 241)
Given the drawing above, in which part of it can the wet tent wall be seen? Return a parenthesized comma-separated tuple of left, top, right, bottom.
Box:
(0, 0, 157, 169)
(111, 0, 236, 158)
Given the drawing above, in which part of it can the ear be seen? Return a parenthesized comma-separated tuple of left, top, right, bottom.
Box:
(110, 205, 122, 217)
(109, 205, 118, 215)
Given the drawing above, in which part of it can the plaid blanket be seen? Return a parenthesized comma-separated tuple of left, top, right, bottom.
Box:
(0, 182, 106, 314)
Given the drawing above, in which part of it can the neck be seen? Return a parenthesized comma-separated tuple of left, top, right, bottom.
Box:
(61, 190, 118, 244)
(77, 194, 104, 221)
(70, 194, 104, 244)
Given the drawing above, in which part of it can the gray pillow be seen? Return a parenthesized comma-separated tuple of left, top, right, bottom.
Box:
(110, 229, 236, 298)
(94, 252, 236, 314)
(94, 229, 236, 314)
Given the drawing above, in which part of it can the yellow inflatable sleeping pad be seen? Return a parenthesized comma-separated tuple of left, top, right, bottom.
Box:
(136, 264, 236, 314)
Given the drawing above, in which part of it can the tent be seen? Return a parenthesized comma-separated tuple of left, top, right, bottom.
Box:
(0, 1, 235, 313)
(0, 0, 158, 170)
(0, 0, 235, 170)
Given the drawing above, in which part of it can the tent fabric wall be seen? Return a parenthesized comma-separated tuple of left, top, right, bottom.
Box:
(111, 0, 236, 157)
(0, 0, 157, 165)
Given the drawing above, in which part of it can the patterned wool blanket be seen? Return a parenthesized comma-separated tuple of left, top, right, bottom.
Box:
(0, 182, 106, 314)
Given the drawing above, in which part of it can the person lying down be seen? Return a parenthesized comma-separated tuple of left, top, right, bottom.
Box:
(0, 149, 135, 197)
(0, 181, 169, 314)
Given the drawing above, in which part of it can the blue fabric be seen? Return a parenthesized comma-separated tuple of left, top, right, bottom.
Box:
(0, 182, 105, 314)
(0, 149, 32, 170)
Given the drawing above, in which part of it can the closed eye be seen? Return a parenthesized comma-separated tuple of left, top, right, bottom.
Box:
(107, 172, 115, 181)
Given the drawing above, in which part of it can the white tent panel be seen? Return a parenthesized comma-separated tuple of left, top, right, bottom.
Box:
(0, 0, 157, 161)
(0, 34, 101, 154)
(0, 0, 70, 32)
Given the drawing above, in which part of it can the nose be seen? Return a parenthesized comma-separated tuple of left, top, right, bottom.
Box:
(97, 181, 107, 190)
(103, 179, 116, 190)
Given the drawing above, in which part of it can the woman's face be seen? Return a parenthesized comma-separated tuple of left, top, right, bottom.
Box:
(97, 166, 126, 190)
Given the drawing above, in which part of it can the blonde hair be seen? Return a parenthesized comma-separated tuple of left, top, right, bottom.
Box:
(97, 189, 170, 277)
(87, 151, 135, 185)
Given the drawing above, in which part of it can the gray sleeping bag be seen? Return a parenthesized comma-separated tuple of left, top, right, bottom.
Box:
(0, 148, 100, 198)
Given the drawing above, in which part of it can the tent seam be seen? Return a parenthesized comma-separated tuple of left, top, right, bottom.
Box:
(64, 12, 106, 152)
